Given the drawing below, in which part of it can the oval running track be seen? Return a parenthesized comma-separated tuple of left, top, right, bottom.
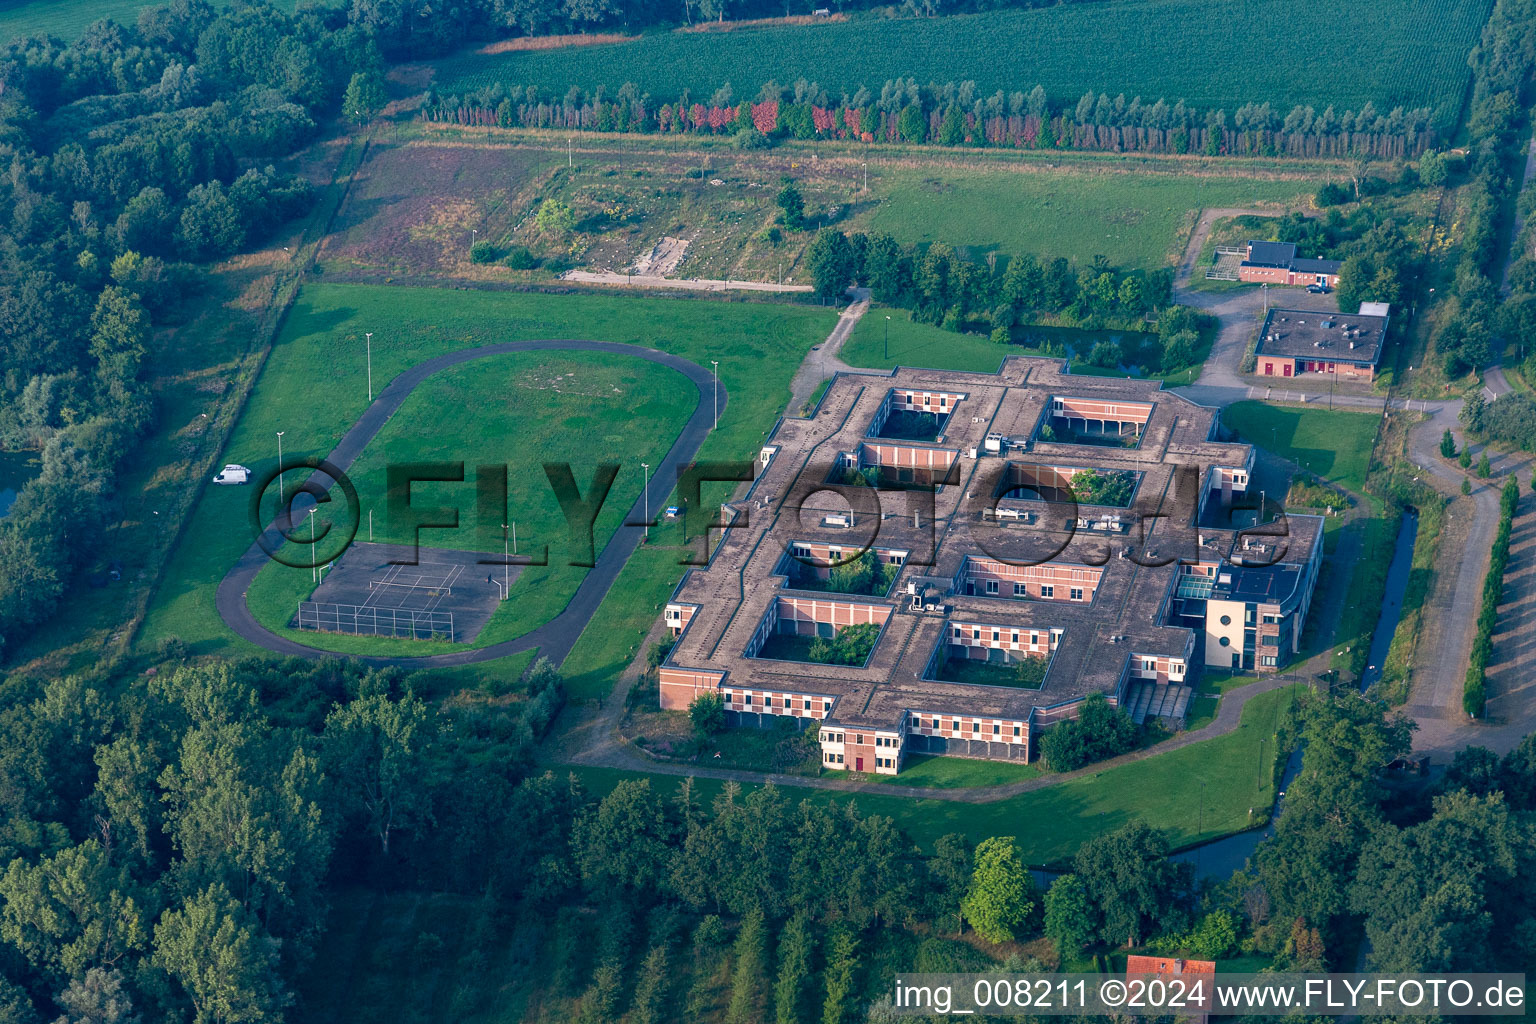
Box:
(214, 340, 725, 669)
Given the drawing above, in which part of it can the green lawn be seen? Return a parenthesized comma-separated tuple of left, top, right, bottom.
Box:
(440, 0, 1488, 133)
(564, 684, 1299, 865)
(139, 283, 835, 663)
(882, 754, 1042, 789)
(869, 167, 1320, 269)
(1220, 401, 1380, 494)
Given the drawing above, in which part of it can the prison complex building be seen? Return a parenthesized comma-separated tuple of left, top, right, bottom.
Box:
(656, 359, 1324, 776)
(1255, 303, 1391, 382)
(1237, 240, 1342, 289)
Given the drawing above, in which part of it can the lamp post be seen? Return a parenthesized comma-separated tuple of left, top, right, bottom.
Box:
(307, 507, 318, 584)
(501, 522, 510, 599)
(365, 332, 373, 402)
(470, 228, 477, 251)
(276, 431, 285, 510)
(861, 161, 867, 192)
(884, 315, 891, 360)
(711, 360, 719, 429)
(641, 463, 650, 542)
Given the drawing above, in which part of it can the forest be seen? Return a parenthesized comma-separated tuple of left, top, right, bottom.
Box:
(0, 655, 1533, 1022)
(0, 0, 392, 656)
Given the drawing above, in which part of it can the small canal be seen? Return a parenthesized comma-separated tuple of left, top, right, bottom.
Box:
(0, 450, 42, 519)
(1357, 508, 1420, 694)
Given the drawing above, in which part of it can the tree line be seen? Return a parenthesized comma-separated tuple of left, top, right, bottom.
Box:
(0, 0, 405, 655)
(422, 77, 1438, 159)
(1434, 0, 1536, 380)
(797, 223, 1213, 378)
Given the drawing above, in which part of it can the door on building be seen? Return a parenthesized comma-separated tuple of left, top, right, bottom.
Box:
(1264, 362, 1273, 375)
(855, 757, 864, 771)
(1282, 364, 1292, 377)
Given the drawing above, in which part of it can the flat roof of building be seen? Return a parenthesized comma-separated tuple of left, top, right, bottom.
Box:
(1256, 306, 1389, 366)
(662, 357, 1325, 731)
(1246, 240, 1297, 267)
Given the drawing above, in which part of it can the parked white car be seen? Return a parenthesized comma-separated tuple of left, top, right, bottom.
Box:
(212, 464, 251, 485)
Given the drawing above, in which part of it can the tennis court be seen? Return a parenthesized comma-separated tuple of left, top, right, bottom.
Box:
(293, 542, 517, 643)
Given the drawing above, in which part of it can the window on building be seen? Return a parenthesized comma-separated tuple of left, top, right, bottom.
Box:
(986, 580, 999, 594)
(1070, 587, 1084, 602)
(1218, 636, 1231, 648)
(744, 694, 753, 705)
(1261, 655, 1278, 667)
(1011, 631, 1020, 645)
(1013, 725, 1021, 736)
(972, 722, 980, 734)
(1219, 614, 1232, 625)
(992, 724, 1000, 735)
(991, 630, 1000, 643)
(1014, 583, 1027, 596)
(1143, 658, 1157, 672)
(1041, 585, 1054, 598)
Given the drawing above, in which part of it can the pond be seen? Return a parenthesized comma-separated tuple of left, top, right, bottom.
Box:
(1358, 508, 1420, 694)
(1010, 323, 1160, 376)
(0, 450, 42, 519)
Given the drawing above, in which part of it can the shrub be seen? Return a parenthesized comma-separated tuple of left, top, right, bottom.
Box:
(503, 246, 538, 270)
(1040, 692, 1138, 771)
(470, 240, 499, 263)
(689, 692, 725, 736)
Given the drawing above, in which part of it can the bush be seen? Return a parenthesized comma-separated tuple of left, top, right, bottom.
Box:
(470, 240, 499, 264)
(503, 246, 538, 270)
(732, 127, 772, 150)
(1040, 693, 1138, 771)
(689, 692, 724, 736)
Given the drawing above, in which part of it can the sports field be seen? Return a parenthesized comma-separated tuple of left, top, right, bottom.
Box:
(439, 0, 1491, 131)
(138, 284, 835, 658)
(240, 349, 694, 654)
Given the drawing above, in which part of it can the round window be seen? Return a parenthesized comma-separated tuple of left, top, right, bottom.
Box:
(1219, 614, 1232, 626)
(1218, 636, 1231, 647)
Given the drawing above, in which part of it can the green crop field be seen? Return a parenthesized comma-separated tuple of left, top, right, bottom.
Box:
(439, 0, 1492, 131)
(0, 0, 309, 42)
(138, 283, 835, 661)
(871, 166, 1318, 268)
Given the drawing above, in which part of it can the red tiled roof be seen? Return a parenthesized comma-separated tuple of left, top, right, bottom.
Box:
(1126, 955, 1216, 976)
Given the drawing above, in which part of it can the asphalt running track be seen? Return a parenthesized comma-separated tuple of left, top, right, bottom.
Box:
(214, 340, 725, 668)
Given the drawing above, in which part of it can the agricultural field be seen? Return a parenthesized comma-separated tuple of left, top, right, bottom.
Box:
(138, 283, 835, 659)
(437, 0, 1492, 132)
(331, 136, 1321, 282)
(0, 0, 307, 41)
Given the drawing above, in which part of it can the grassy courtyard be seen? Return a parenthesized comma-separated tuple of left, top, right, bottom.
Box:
(139, 283, 835, 663)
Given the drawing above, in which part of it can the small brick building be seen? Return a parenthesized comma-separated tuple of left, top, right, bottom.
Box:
(1255, 303, 1390, 382)
(1238, 240, 1341, 289)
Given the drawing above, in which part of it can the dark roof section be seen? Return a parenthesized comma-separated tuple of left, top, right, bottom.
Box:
(1243, 241, 1342, 277)
(1256, 307, 1390, 366)
(1245, 240, 1297, 267)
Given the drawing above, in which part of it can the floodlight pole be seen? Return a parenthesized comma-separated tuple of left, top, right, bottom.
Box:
(308, 507, 318, 584)
(641, 463, 650, 542)
(276, 431, 285, 510)
(861, 161, 867, 192)
(501, 522, 510, 598)
(884, 315, 891, 360)
(711, 360, 719, 429)
(471, 228, 477, 251)
(365, 332, 373, 402)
